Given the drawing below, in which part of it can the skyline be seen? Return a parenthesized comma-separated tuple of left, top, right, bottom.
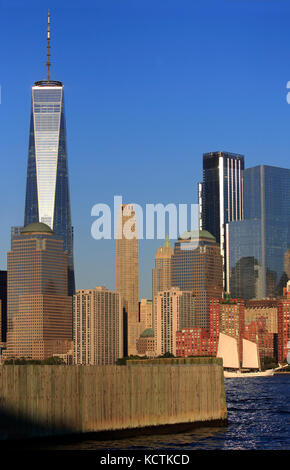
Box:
(1, 1, 290, 298)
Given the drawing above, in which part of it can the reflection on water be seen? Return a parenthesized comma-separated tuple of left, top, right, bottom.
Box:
(36, 426, 227, 451)
(25, 375, 290, 450)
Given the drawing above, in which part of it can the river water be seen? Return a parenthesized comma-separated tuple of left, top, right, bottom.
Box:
(20, 374, 290, 450)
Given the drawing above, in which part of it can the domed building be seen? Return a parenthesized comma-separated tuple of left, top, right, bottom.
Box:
(21, 222, 54, 234)
(171, 229, 223, 332)
(4, 223, 73, 361)
(136, 328, 156, 358)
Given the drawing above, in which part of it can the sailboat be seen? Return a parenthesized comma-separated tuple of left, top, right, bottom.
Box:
(217, 333, 274, 378)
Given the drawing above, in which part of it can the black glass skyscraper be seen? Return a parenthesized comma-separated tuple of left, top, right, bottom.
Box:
(228, 165, 290, 300)
(24, 12, 75, 295)
(199, 151, 244, 291)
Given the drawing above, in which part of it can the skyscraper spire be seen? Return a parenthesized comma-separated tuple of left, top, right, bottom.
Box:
(46, 10, 51, 81)
(164, 233, 171, 249)
(25, 11, 75, 295)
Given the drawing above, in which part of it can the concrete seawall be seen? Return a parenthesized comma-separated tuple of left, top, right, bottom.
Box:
(0, 358, 227, 441)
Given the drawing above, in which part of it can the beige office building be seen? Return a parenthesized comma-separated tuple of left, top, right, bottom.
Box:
(116, 204, 140, 355)
(74, 286, 123, 365)
(140, 299, 153, 330)
(171, 230, 223, 331)
(152, 234, 173, 301)
(5, 223, 72, 360)
(136, 328, 156, 357)
(154, 288, 181, 357)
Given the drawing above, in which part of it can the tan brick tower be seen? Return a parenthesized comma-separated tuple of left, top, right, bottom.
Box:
(116, 204, 140, 355)
(152, 234, 173, 323)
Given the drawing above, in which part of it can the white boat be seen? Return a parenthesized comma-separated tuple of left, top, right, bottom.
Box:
(224, 369, 274, 378)
(217, 333, 275, 378)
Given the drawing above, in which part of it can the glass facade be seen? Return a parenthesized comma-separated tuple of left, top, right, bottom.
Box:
(228, 165, 290, 300)
(200, 151, 244, 291)
(24, 81, 74, 295)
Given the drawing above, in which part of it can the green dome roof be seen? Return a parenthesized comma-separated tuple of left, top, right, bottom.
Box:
(180, 229, 216, 241)
(21, 222, 53, 234)
(140, 328, 154, 338)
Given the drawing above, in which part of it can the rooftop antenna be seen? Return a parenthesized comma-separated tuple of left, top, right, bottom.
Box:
(46, 10, 51, 81)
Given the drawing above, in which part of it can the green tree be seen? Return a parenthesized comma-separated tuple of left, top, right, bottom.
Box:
(158, 352, 175, 358)
(4, 356, 65, 365)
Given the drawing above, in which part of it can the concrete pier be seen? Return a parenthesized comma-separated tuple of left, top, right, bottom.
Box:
(0, 358, 227, 440)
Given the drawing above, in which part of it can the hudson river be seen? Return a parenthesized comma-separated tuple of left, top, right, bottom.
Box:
(25, 374, 290, 450)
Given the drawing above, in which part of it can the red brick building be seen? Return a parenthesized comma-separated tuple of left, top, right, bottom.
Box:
(277, 282, 290, 363)
(209, 297, 244, 363)
(176, 328, 212, 357)
(176, 297, 245, 359)
(244, 317, 276, 361)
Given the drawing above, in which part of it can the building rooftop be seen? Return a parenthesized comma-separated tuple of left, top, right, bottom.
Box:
(155, 234, 174, 258)
(21, 222, 53, 235)
(203, 151, 244, 159)
(179, 230, 216, 242)
(34, 80, 63, 87)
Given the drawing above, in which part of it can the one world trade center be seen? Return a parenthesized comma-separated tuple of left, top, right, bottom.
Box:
(24, 11, 75, 295)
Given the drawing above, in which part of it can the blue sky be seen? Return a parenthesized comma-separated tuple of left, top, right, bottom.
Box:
(1, 0, 290, 298)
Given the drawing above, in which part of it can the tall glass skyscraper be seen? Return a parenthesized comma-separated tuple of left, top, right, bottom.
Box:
(24, 12, 75, 295)
(228, 165, 290, 300)
(199, 151, 244, 291)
